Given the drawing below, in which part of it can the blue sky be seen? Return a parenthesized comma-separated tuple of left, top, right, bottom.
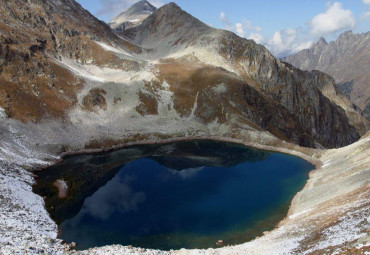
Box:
(76, 0, 370, 57)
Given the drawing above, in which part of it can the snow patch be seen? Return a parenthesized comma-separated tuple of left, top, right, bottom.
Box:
(289, 209, 313, 219)
(188, 92, 199, 120)
(56, 58, 104, 82)
(321, 160, 332, 168)
(166, 46, 238, 75)
(0, 107, 6, 119)
(55, 57, 154, 87)
(128, 19, 140, 23)
(95, 41, 133, 57)
(303, 204, 369, 254)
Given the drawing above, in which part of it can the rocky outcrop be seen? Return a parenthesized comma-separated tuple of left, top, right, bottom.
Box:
(283, 31, 370, 119)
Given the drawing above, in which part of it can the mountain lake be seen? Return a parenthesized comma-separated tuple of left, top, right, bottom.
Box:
(33, 140, 314, 250)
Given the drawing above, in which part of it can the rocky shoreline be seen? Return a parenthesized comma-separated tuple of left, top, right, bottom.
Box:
(1, 125, 368, 254)
(55, 135, 321, 168)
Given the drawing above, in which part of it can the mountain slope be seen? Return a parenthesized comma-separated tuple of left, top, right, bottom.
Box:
(122, 3, 367, 146)
(109, 0, 156, 31)
(0, 0, 145, 122)
(283, 31, 370, 119)
(0, 0, 365, 150)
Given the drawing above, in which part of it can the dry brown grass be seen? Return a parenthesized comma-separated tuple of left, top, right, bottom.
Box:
(136, 91, 158, 116)
(0, 48, 83, 122)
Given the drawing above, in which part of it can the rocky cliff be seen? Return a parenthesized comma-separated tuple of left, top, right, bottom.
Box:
(284, 31, 370, 119)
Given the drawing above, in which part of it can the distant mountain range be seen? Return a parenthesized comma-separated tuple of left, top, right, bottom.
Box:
(283, 31, 370, 119)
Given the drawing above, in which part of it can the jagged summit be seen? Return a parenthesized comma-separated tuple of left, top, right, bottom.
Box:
(121, 2, 218, 52)
(317, 37, 328, 45)
(131, 0, 155, 9)
(160, 2, 182, 11)
(109, 0, 156, 31)
(284, 30, 370, 120)
(118, 0, 156, 18)
(338, 30, 354, 40)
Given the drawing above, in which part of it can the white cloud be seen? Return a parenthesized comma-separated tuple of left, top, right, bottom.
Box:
(97, 0, 165, 20)
(220, 12, 262, 38)
(309, 2, 356, 38)
(362, 0, 370, 5)
(248, 33, 264, 44)
(82, 174, 146, 220)
(169, 167, 204, 179)
(265, 28, 313, 58)
(220, 12, 232, 29)
(147, 0, 164, 7)
(243, 19, 262, 33)
(219, 12, 313, 57)
(361, 11, 370, 20)
(235, 23, 245, 37)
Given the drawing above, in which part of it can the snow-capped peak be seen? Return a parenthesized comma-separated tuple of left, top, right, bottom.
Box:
(109, 0, 157, 31)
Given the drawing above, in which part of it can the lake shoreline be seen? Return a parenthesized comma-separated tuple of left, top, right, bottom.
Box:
(36, 135, 322, 172)
(32, 135, 322, 251)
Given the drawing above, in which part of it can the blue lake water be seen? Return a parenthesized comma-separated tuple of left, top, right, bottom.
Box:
(34, 140, 313, 250)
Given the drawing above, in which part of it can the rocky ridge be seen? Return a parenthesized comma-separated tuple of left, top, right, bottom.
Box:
(283, 31, 370, 119)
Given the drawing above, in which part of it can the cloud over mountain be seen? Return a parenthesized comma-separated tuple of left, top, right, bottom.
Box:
(309, 2, 356, 38)
(97, 0, 164, 19)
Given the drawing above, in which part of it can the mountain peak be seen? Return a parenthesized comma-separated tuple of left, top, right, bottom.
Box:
(338, 30, 354, 41)
(121, 0, 211, 49)
(109, 0, 156, 31)
(318, 37, 328, 45)
(161, 2, 181, 10)
(153, 2, 185, 17)
(129, 0, 156, 12)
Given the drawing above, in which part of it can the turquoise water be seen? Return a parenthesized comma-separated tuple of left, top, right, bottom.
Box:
(34, 140, 313, 250)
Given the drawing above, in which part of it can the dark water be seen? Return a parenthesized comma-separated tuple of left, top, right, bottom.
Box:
(33, 140, 313, 250)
